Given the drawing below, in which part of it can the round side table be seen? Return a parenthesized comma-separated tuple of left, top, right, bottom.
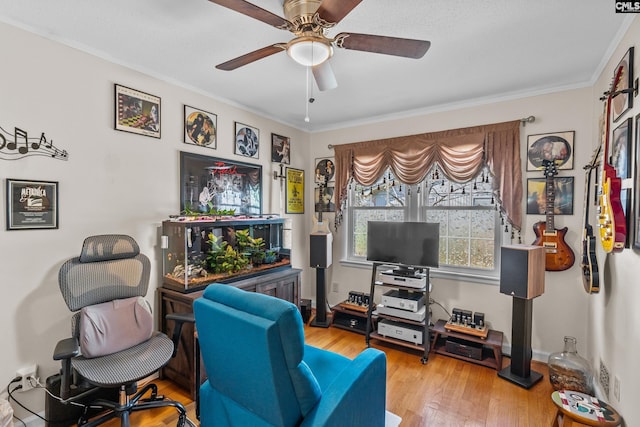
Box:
(551, 390, 621, 426)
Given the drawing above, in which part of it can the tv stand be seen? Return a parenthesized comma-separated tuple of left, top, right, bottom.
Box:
(365, 262, 430, 364)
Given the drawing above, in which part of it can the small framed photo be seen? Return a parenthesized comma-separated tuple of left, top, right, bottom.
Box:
(114, 84, 161, 138)
(612, 47, 634, 122)
(526, 131, 574, 171)
(6, 178, 59, 230)
(271, 133, 290, 164)
(314, 157, 335, 184)
(526, 177, 574, 215)
(184, 105, 216, 149)
(235, 122, 259, 159)
(286, 167, 304, 214)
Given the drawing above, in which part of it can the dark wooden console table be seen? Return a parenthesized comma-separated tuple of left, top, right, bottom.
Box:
(158, 268, 301, 398)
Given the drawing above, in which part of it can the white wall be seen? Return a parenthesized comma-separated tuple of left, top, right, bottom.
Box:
(0, 21, 310, 420)
(310, 87, 595, 356)
(588, 17, 640, 427)
(308, 22, 640, 425)
(3, 14, 640, 426)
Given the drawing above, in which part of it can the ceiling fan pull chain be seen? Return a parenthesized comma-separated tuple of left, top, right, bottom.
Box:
(305, 66, 311, 122)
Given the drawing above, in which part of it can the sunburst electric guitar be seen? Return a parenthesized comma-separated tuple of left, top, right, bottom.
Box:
(581, 147, 601, 293)
(598, 65, 627, 252)
(532, 159, 575, 271)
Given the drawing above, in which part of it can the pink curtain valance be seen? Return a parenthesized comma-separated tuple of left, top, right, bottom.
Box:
(333, 120, 522, 230)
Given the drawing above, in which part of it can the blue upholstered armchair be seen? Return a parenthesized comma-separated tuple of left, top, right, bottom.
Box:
(193, 284, 387, 427)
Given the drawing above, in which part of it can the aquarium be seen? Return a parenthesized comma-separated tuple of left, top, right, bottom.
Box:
(161, 216, 290, 292)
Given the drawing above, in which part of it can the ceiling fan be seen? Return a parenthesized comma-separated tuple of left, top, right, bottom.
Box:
(209, 0, 431, 91)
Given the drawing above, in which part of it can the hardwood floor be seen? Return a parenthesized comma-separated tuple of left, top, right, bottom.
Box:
(100, 323, 557, 427)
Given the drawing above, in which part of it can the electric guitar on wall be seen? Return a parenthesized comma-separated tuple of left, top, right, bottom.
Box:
(598, 65, 627, 253)
(532, 159, 576, 271)
(312, 175, 331, 235)
(581, 147, 601, 293)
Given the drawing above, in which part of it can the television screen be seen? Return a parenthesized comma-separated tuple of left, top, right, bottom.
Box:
(366, 221, 440, 268)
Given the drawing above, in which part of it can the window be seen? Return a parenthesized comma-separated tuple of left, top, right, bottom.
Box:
(346, 166, 503, 281)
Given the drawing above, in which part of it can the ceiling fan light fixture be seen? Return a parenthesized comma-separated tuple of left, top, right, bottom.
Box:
(287, 37, 332, 66)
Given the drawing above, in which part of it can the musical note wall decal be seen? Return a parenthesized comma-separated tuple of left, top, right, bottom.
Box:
(0, 124, 69, 161)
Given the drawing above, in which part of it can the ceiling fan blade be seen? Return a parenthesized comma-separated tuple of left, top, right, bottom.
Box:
(312, 61, 338, 91)
(335, 32, 430, 59)
(216, 45, 285, 71)
(208, 0, 290, 29)
(316, 0, 363, 24)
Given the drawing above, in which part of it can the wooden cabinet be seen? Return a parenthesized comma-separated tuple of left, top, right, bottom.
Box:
(158, 268, 301, 398)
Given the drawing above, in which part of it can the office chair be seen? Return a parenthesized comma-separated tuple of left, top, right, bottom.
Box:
(54, 234, 191, 427)
(193, 283, 387, 427)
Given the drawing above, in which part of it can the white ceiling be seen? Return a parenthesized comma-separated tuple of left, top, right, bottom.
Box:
(0, 1, 633, 131)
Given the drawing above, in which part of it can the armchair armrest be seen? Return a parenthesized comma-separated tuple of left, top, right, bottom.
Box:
(301, 348, 387, 427)
(53, 337, 79, 360)
(166, 312, 195, 357)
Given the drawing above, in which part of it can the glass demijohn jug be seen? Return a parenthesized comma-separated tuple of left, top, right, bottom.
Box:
(548, 336, 594, 394)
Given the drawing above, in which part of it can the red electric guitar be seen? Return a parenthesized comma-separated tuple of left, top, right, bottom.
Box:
(598, 65, 627, 253)
(532, 159, 575, 271)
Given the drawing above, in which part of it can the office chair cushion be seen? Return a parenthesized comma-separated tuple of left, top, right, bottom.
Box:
(79, 296, 153, 358)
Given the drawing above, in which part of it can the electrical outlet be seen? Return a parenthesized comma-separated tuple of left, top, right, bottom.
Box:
(16, 364, 38, 392)
(599, 360, 610, 398)
(614, 375, 620, 402)
(332, 282, 339, 293)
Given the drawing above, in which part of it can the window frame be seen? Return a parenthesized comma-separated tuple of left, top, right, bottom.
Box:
(343, 172, 504, 285)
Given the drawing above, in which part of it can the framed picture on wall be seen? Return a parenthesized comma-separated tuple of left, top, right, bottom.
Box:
(314, 157, 335, 184)
(314, 186, 335, 213)
(286, 167, 304, 214)
(179, 151, 262, 215)
(6, 178, 59, 230)
(271, 133, 290, 164)
(611, 117, 633, 248)
(235, 122, 259, 159)
(184, 105, 216, 149)
(526, 131, 574, 171)
(114, 84, 161, 138)
(526, 177, 574, 215)
(612, 47, 634, 122)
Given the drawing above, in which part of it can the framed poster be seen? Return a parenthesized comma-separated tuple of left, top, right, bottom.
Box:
(235, 122, 259, 159)
(6, 179, 58, 230)
(271, 133, 290, 164)
(114, 84, 161, 138)
(526, 177, 574, 215)
(611, 118, 633, 247)
(314, 157, 335, 184)
(286, 167, 304, 214)
(526, 131, 574, 171)
(179, 151, 262, 215)
(314, 186, 335, 213)
(612, 47, 634, 122)
(184, 105, 216, 149)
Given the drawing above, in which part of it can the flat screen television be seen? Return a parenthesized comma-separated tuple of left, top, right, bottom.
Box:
(366, 221, 440, 268)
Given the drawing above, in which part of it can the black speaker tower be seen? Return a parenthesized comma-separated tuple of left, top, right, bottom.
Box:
(310, 232, 332, 328)
(497, 245, 545, 389)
